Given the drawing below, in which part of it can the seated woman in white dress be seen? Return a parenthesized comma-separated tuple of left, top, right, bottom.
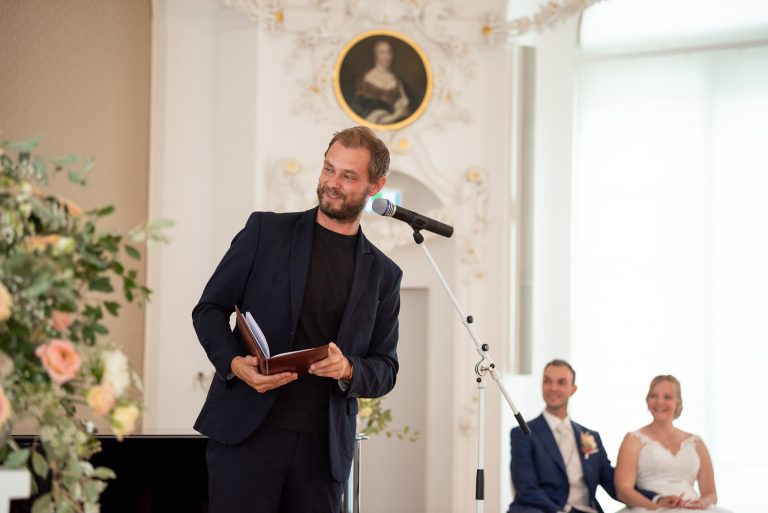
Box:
(615, 375, 731, 512)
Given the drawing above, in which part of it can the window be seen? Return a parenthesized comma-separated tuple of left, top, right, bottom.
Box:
(573, 3, 768, 512)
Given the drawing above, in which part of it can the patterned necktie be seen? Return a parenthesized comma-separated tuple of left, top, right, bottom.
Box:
(557, 421, 576, 465)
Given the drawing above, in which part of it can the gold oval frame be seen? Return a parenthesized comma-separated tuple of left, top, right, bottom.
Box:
(333, 30, 433, 132)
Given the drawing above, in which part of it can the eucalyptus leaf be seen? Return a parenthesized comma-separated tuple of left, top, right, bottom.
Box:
(3, 448, 30, 468)
(83, 156, 95, 172)
(80, 252, 110, 270)
(55, 499, 75, 513)
(31, 449, 49, 478)
(23, 275, 54, 298)
(91, 466, 116, 480)
(50, 154, 78, 166)
(67, 170, 87, 186)
(92, 323, 109, 335)
(84, 304, 103, 320)
(6, 137, 41, 152)
(104, 301, 121, 316)
(33, 158, 49, 183)
(83, 479, 106, 503)
(127, 226, 146, 243)
(148, 232, 170, 244)
(31, 493, 53, 513)
(90, 205, 114, 218)
(124, 245, 140, 260)
(148, 218, 175, 229)
(65, 457, 84, 477)
(88, 277, 113, 293)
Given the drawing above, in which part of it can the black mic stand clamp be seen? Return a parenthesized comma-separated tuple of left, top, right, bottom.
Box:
(410, 225, 529, 513)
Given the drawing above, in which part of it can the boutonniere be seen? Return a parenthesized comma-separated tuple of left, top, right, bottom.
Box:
(580, 431, 600, 460)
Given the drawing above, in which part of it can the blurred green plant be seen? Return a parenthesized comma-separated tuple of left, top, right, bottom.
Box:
(356, 397, 419, 442)
(0, 137, 172, 513)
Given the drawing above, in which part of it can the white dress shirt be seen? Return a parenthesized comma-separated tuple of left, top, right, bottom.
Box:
(542, 410, 597, 513)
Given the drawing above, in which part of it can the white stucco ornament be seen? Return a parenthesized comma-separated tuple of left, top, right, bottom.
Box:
(222, 0, 602, 129)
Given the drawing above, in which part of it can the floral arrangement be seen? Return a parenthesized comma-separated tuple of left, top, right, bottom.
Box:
(356, 397, 418, 442)
(579, 430, 599, 460)
(0, 138, 169, 513)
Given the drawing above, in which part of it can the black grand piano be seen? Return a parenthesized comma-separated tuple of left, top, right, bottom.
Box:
(11, 434, 209, 513)
(11, 432, 363, 513)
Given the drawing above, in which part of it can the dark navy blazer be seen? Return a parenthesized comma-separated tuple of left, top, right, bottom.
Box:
(508, 415, 616, 513)
(192, 208, 402, 482)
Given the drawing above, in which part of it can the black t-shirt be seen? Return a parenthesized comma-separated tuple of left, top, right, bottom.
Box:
(263, 222, 357, 433)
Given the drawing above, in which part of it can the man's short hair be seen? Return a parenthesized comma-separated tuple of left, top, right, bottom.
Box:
(325, 126, 390, 183)
(543, 359, 576, 385)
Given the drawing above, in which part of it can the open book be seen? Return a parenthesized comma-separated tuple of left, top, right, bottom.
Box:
(234, 305, 329, 376)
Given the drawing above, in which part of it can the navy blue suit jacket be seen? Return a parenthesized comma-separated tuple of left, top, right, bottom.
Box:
(192, 208, 402, 482)
(508, 415, 616, 513)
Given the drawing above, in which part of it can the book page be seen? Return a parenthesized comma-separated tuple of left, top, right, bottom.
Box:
(244, 312, 270, 359)
(275, 346, 324, 357)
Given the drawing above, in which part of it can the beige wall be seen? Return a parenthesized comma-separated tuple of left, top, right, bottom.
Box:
(0, 0, 152, 375)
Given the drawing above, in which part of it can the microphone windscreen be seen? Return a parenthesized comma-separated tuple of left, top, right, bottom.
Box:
(372, 197, 390, 216)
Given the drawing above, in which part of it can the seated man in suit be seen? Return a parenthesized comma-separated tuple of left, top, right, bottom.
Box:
(507, 359, 664, 513)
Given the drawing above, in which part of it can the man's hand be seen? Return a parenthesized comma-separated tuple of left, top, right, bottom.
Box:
(308, 342, 352, 380)
(230, 355, 297, 393)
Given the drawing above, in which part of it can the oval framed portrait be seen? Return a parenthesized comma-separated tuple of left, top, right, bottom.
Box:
(333, 30, 433, 132)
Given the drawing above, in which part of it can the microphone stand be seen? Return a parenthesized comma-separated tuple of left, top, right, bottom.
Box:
(409, 228, 530, 513)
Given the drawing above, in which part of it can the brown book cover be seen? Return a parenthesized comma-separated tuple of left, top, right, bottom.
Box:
(234, 305, 330, 375)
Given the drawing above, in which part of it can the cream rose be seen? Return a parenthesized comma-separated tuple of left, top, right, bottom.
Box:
(87, 383, 116, 416)
(35, 339, 82, 385)
(111, 404, 140, 440)
(0, 350, 14, 378)
(102, 350, 130, 396)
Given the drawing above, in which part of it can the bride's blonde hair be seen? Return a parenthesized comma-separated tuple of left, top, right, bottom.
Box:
(646, 375, 683, 419)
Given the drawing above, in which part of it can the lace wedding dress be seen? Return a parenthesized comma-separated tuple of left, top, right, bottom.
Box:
(619, 431, 732, 512)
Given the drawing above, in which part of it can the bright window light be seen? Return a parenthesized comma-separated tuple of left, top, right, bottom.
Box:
(574, 7, 768, 512)
(581, 0, 768, 50)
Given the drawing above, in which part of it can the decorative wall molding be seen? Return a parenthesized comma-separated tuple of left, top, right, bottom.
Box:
(222, 0, 603, 131)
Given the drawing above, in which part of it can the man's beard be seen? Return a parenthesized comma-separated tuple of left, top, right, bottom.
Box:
(316, 183, 369, 222)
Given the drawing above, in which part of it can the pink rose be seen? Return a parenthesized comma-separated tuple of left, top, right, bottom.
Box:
(0, 282, 12, 322)
(51, 310, 73, 332)
(87, 383, 116, 416)
(0, 386, 12, 429)
(35, 339, 82, 385)
(60, 197, 82, 217)
(26, 234, 60, 252)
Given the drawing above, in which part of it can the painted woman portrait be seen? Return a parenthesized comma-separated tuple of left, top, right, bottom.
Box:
(335, 31, 431, 130)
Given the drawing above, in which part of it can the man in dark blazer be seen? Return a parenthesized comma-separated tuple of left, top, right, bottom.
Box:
(507, 360, 659, 513)
(193, 127, 401, 513)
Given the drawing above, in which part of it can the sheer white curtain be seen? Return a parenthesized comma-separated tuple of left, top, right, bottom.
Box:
(572, 35, 768, 513)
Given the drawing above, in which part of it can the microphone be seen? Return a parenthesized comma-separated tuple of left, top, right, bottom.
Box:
(372, 198, 454, 238)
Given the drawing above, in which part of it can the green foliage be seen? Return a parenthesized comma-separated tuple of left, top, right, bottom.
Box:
(0, 139, 170, 511)
(356, 397, 420, 442)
